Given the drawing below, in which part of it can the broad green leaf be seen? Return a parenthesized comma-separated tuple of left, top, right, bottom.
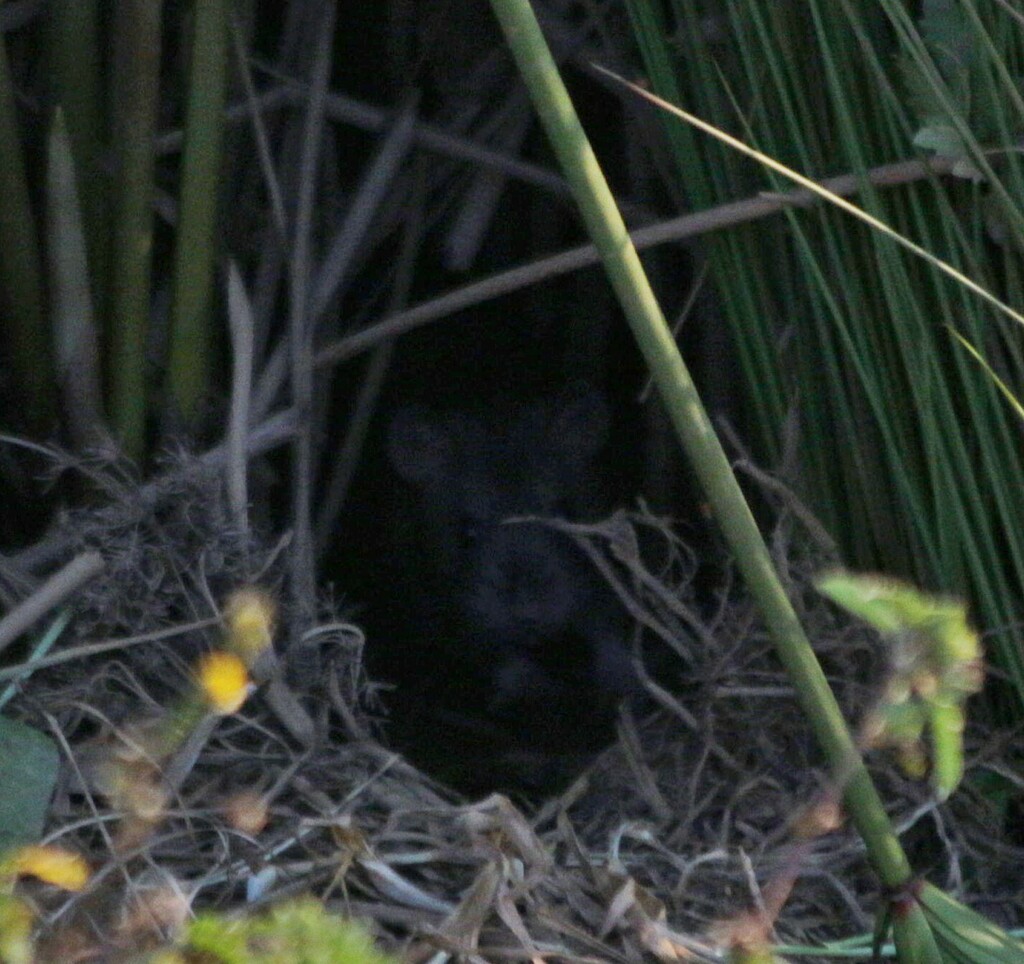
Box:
(0, 717, 59, 851)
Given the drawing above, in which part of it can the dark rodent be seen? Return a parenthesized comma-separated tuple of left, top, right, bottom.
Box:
(373, 389, 637, 786)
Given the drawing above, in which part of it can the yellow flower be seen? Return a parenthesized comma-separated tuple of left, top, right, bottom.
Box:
(9, 845, 89, 891)
(198, 651, 251, 715)
(223, 589, 276, 664)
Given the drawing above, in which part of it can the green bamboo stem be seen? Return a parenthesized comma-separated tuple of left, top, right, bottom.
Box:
(0, 32, 54, 435)
(167, 0, 230, 424)
(109, 0, 163, 459)
(484, 0, 913, 891)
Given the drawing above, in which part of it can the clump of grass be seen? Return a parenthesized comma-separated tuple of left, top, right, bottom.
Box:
(3, 2, 234, 460)
(623, 1, 1024, 712)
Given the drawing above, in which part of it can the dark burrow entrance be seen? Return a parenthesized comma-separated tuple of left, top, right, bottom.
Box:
(325, 277, 729, 798)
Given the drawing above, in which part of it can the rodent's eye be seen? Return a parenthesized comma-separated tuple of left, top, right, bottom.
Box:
(534, 482, 559, 512)
(462, 489, 495, 525)
(459, 523, 480, 550)
(535, 479, 574, 516)
(539, 493, 572, 517)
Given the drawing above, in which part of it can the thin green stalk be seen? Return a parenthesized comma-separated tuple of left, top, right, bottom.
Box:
(0, 31, 54, 435)
(484, 0, 913, 891)
(49, 0, 108, 317)
(167, 0, 230, 424)
(48, 110, 107, 450)
(109, 0, 163, 459)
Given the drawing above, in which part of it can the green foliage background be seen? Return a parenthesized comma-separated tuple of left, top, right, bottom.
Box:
(625, 0, 1024, 710)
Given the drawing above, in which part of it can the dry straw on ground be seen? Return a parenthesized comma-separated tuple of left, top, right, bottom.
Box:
(3, 456, 1023, 961)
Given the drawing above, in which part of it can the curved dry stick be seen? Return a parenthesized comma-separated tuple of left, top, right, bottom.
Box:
(315, 155, 956, 369)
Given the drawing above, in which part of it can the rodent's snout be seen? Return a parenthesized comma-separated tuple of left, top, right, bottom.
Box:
(465, 522, 578, 640)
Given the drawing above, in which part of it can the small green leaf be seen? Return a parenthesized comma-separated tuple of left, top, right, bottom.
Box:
(816, 572, 913, 633)
(919, 0, 975, 78)
(920, 882, 1024, 960)
(727, 945, 780, 964)
(871, 698, 927, 743)
(891, 900, 943, 964)
(927, 699, 965, 801)
(913, 123, 964, 158)
(0, 894, 33, 964)
(0, 718, 59, 851)
(184, 898, 396, 964)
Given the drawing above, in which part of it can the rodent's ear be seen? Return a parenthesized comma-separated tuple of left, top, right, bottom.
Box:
(387, 406, 452, 486)
(552, 389, 610, 461)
